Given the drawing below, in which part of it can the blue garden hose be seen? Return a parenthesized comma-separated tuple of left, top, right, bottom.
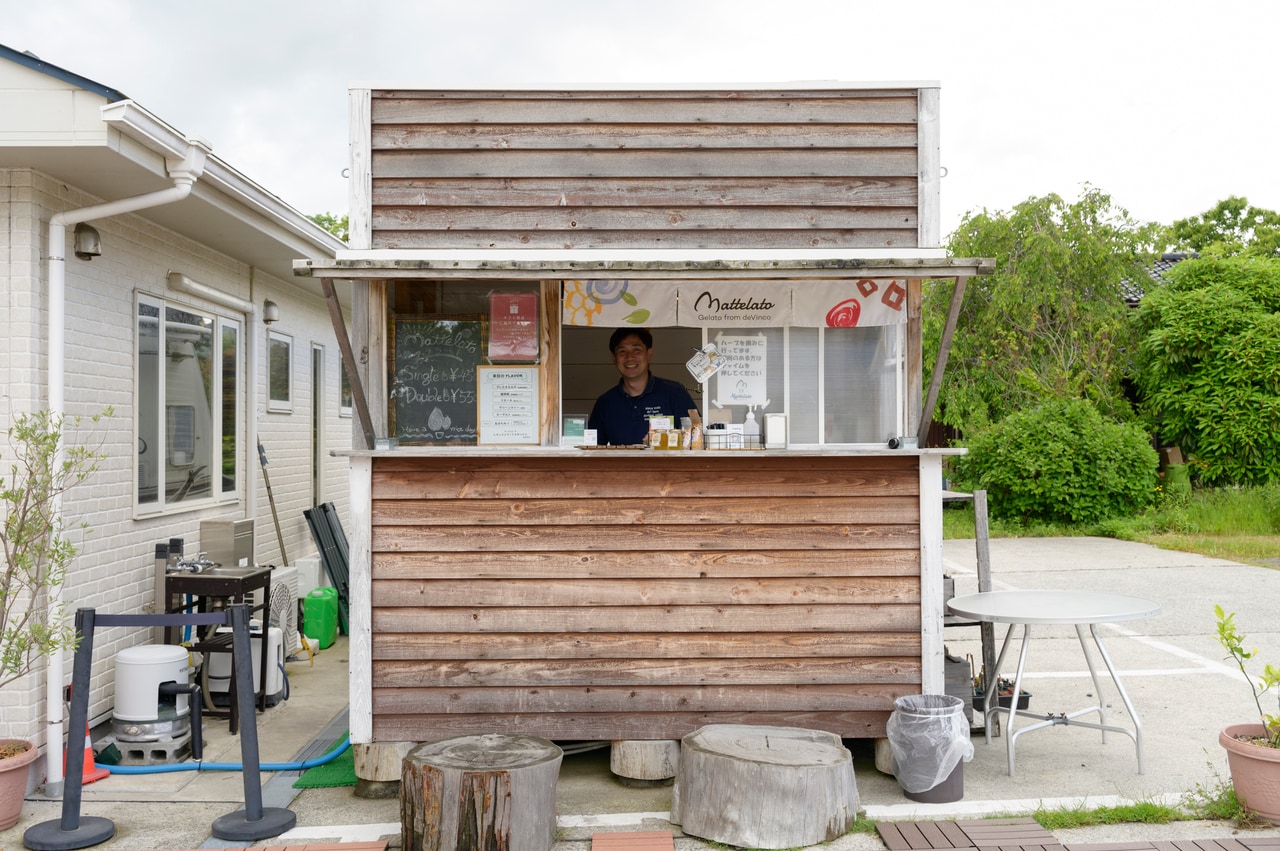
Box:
(100, 734, 350, 774)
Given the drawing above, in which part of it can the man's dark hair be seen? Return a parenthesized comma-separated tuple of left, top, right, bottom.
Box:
(609, 327, 653, 353)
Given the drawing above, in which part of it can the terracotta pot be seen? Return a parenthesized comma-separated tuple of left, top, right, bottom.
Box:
(1220, 723, 1280, 824)
(0, 738, 38, 831)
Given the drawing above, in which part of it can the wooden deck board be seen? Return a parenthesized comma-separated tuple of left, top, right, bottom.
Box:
(591, 830, 675, 851)
(958, 818, 1059, 846)
(877, 819, 1059, 851)
(874, 820, 1280, 851)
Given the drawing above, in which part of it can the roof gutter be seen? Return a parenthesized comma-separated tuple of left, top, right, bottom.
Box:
(43, 127, 210, 798)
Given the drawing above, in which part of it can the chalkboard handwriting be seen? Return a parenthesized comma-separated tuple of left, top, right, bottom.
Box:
(391, 315, 485, 444)
(396, 323, 479, 353)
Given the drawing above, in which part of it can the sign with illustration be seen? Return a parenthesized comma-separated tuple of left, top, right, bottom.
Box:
(563, 279, 907, 328)
(562, 280, 676, 326)
(685, 343, 727, 384)
(488, 292, 539, 362)
(791, 279, 908, 327)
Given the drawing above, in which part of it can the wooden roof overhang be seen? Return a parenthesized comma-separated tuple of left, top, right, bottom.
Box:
(295, 253, 993, 281)
(295, 253, 993, 451)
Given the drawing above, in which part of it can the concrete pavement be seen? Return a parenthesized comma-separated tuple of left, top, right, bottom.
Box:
(2, 537, 1278, 849)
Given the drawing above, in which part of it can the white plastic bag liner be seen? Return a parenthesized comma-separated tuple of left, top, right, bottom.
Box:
(885, 694, 975, 793)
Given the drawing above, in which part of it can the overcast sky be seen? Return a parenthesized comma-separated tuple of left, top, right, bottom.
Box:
(7, 0, 1277, 240)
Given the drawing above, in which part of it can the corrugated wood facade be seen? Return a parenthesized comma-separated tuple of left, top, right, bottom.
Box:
(367, 453, 922, 742)
(360, 86, 938, 251)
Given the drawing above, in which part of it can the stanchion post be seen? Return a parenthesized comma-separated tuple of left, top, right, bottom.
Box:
(22, 608, 116, 850)
(209, 603, 295, 841)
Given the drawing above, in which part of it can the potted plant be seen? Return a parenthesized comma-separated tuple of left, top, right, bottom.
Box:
(1215, 604, 1280, 825)
(0, 408, 108, 830)
(971, 672, 1031, 712)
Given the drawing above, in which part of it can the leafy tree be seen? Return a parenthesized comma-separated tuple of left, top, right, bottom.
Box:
(1131, 255, 1280, 485)
(1168, 197, 1280, 258)
(925, 187, 1162, 431)
(309, 212, 349, 242)
(2, 409, 109, 690)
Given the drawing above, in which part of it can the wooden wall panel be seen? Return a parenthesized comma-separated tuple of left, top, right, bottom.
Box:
(369, 453, 923, 742)
(366, 88, 923, 251)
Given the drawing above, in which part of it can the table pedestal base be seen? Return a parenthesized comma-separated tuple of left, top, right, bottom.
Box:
(981, 621, 1145, 777)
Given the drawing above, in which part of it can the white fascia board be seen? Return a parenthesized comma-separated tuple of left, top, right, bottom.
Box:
(100, 99, 343, 258)
(350, 80, 941, 93)
(197, 158, 345, 257)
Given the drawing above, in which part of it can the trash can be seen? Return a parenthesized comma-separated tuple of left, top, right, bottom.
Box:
(885, 694, 974, 803)
(302, 586, 338, 650)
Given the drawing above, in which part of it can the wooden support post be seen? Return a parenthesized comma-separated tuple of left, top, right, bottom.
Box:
(321, 277, 376, 449)
(918, 275, 968, 445)
(670, 725, 858, 850)
(401, 734, 562, 851)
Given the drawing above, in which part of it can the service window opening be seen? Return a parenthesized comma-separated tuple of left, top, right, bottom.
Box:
(384, 279, 905, 447)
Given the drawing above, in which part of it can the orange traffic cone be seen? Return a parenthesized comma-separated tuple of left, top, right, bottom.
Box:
(65, 723, 110, 784)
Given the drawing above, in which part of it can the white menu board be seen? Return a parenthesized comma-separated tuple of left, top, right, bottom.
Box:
(477, 366, 539, 444)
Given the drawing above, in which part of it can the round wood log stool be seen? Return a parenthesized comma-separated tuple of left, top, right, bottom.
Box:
(670, 724, 858, 850)
(401, 734, 563, 851)
(610, 739, 680, 785)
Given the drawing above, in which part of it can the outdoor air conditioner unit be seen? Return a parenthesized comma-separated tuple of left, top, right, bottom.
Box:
(268, 565, 301, 657)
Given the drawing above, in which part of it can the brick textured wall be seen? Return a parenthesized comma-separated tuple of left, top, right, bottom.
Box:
(0, 168, 351, 741)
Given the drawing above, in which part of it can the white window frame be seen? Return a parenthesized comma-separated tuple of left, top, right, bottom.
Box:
(267, 330, 294, 413)
(135, 293, 242, 516)
(700, 324, 906, 448)
(339, 359, 353, 418)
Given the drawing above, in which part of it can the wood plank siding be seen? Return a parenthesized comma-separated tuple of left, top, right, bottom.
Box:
(366, 87, 930, 251)
(367, 453, 922, 742)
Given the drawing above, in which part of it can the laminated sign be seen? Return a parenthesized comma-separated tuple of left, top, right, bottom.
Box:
(685, 343, 727, 384)
(714, 335, 768, 406)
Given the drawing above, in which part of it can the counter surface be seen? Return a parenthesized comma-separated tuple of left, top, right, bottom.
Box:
(340, 446, 965, 458)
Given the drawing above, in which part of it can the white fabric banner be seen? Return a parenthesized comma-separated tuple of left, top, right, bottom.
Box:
(562, 279, 907, 328)
(562, 280, 678, 327)
(676, 281, 793, 327)
(791, 279, 909, 327)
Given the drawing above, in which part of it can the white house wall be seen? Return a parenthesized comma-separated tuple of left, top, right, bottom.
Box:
(0, 167, 352, 742)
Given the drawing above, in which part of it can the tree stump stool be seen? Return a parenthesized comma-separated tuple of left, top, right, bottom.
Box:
(401, 734, 563, 851)
(670, 724, 858, 850)
(610, 740, 680, 785)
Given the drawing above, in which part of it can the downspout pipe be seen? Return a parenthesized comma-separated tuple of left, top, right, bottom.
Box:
(165, 270, 262, 546)
(43, 139, 210, 797)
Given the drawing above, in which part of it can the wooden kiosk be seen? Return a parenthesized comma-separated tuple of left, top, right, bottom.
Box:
(295, 83, 992, 782)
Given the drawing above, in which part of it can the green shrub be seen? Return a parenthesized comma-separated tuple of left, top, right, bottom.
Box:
(952, 398, 1158, 523)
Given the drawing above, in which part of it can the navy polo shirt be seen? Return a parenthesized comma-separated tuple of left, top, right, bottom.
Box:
(588, 375, 697, 446)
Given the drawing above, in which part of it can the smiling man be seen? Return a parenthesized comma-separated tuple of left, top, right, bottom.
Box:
(588, 328, 697, 446)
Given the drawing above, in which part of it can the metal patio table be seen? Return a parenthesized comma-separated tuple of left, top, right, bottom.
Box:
(947, 589, 1161, 776)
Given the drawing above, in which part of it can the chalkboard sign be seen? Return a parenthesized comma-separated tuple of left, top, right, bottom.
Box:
(390, 316, 485, 444)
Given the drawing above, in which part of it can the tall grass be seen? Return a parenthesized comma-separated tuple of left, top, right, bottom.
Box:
(942, 482, 1280, 568)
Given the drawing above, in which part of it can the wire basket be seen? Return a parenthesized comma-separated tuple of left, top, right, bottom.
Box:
(705, 432, 763, 450)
